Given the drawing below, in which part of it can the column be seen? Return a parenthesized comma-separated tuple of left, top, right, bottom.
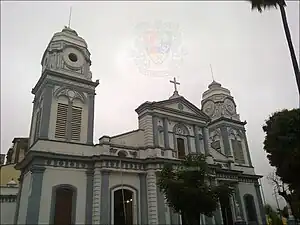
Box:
(92, 168, 101, 224)
(202, 127, 210, 156)
(213, 180, 223, 225)
(100, 171, 110, 225)
(254, 182, 267, 225)
(241, 130, 253, 166)
(194, 125, 201, 153)
(85, 169, 94, 224)
(14, 174, 24, 224)
(163, 118, 170, 149)
(147, 170, 158, 224)
(39, 84, 53, 139)
(152, 117, 159, 147)
(220, 126, 231, 157)
(25, 166, 45, 224)
(139, 173, 149, 225)
(87, 93, 95, 145)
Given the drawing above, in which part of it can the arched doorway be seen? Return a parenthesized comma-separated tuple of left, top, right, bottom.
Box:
(52, 185, 76, 225)
(244, 194, 258, 225)
(220, 195, 234, 225)
(113, 188, 134, 225)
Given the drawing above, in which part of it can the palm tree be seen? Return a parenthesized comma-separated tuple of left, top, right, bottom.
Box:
(248, 0, 300, 96)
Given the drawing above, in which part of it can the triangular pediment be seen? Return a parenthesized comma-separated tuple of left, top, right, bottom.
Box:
(152, 96, 210, 121)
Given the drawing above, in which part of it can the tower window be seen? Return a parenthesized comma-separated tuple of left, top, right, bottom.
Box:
(55, 103, 68, 139)
(177, 138, 185, 159)
(68, 53, 78, 62)
(231, 139, 245, 164)
(55, 103, 82, 141)
(70, 106, 82, 141)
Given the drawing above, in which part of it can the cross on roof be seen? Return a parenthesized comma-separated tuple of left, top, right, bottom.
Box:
(170, 77, 180, 93)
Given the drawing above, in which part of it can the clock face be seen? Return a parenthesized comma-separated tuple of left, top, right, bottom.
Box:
(63, 47, 84, 68)
(224, 99, 236, 115)
(203, 101, 215, 117)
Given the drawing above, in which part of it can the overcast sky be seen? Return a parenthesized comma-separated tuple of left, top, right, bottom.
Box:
(1, 1, 299, 208)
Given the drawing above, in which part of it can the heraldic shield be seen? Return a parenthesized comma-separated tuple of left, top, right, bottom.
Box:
(142, 29, 173, 65)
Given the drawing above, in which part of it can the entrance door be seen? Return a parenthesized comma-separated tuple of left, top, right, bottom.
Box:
(54, 187, 74, 225)
(220, 196, 234, 225)
(114, 189, 134, 225)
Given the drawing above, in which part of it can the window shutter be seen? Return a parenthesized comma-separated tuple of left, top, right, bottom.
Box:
(55, 103, 68, 139)
(71, 106, 82, 141)
(231, 139, 245, 164)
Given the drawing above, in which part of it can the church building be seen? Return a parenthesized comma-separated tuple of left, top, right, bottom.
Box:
(13, 26, 266, 225)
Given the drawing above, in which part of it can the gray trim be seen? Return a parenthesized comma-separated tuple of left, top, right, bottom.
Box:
(194, 125, 201, 153)
(49, 184, 77, 225)
(157, 186, 166, 224)
(255, 183, 267, 225)
(87, 93, 95, 145)
(152, 116, 159, 147)
(25, 166, 45, 224)
(100, 171, 110, 225)
(85, 170, 94, 224)
(13, 175, 24, 224)
(235, 184, 246, 221)
(110, 184, 139, 224)
(163, 118, 170, 149)
(209, 123, 246, 133)
(220, 126, 231, 156)
(242, 130, 253, 166)
(139, 173, 148, 225)
(170, 209, 180, 225)
(67, 101, 73, 140)
(39, 84, 53, 139)
(28, 102, 36, 147)
(202, 127, 210, 155)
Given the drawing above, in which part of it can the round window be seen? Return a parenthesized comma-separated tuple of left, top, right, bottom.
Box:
(68, 53, 78, 62)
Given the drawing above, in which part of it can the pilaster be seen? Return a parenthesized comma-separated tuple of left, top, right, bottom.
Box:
(39, 84, 54, 139)
(100, 171, 110, 225)
(85, 169, 94, 224)
(25, 166, 45, 225)
(163, 118, 170, 149)
(146, 170, 158, 224)
(92, 168, 101, 224)
(87, 93, 95, 145)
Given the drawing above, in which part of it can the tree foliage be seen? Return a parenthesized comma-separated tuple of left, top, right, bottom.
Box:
(157, 154, 233, 224)
(263, 109, 300, 189)
(247, 0, 286, 12)
(264, 204, 283, 225)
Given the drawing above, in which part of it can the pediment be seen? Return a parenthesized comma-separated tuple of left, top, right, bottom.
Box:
(152, 97, 210, 121)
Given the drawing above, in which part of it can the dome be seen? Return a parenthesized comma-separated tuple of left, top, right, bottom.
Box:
(50, 26, 88, 48)
(202, 80, 231, 100)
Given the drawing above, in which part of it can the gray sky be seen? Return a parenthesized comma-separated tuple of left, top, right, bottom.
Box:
(1, 1, 299, 208)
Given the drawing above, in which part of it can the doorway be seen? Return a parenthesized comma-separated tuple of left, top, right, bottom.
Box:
(113, 189, 134, 225)
(220, 196, 234, 225)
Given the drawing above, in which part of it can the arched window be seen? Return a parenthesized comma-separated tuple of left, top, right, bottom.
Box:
(111, 186, 138, 225)
(118, 151, 127, 158)
(244, 194, 258, 225)
(177, 138, 185, 159)
(51, 185, 77, 225)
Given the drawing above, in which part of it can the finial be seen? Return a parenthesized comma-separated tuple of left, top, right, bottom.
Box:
(68, 6, 72, 28)
(170, 77, 180, 93)
(210, 64, 215, 81)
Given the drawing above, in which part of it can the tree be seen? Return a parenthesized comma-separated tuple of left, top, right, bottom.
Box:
(247, 0, 300, 95)
(265, 204, 283, 225)
(157, 154, 233, 225)
(263, 109, 300, 189)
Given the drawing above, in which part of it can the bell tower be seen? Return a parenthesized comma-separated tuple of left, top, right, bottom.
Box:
(28, 26, 99, 147)
(201, 81, 253, 167)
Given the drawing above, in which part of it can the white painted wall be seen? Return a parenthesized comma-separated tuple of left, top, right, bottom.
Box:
(110, 130, 144, 147)
(17, 171, 31, 224)
(238, 182, 262, 224)
(0, 202, 16, 224)
(38, 167, 87, 224)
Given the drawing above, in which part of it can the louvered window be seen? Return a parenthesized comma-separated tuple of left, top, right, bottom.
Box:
(231, 139, 245, 164)
(34, 110, 41, 142)
(177, 138, 185, 159)
(70, 106, 82, 141)
(55, 103, 68, 139)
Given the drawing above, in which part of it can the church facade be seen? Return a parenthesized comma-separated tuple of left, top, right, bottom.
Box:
(13, 26, 266, 225)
